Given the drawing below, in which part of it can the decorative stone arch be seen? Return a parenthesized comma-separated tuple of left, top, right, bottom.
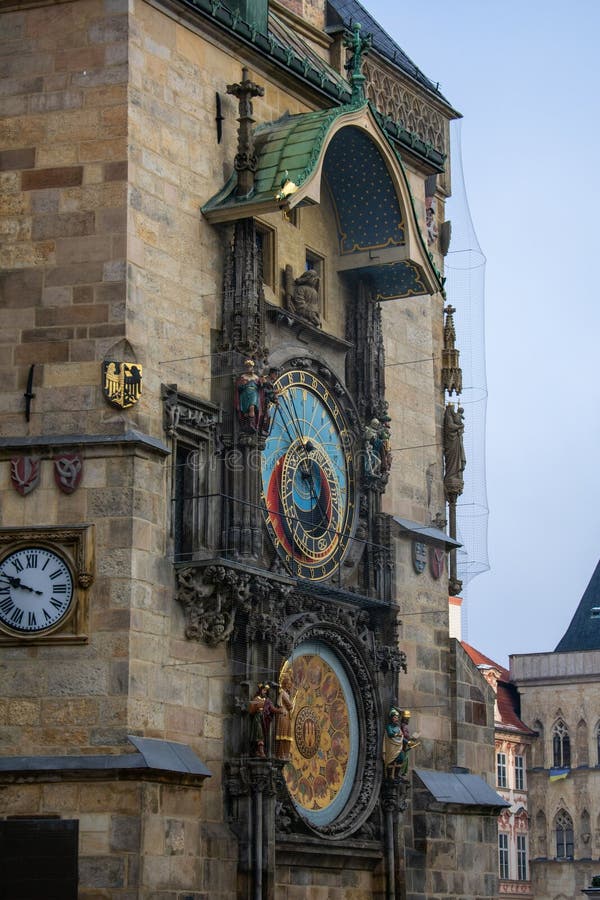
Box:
(576, 717, 589, 766)
(273, 611, 382, 840)
(534, 808, 547, 858)
(532, 719, 544, 767)
(580, 808, 591, 852)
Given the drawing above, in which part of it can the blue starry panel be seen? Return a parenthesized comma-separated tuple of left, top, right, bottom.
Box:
(360, 261, 429, 301)
(323, 126, 405, 254)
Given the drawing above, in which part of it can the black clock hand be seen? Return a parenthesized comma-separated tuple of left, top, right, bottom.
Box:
(0, 575, 43, 596)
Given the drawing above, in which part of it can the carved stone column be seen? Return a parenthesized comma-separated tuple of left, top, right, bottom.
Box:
(381, 776, 409, 900)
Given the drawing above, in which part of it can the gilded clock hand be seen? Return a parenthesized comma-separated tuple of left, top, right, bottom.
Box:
(0, 574, 43, 596)
(277, 393, 329, 529)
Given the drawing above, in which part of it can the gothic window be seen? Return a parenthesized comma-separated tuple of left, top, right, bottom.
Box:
(255, 220, 275, 289)
(162, 386, 221, 563)
(553, 720, 571, 768)
(555, 810, 574, 859)
(305, 247, 325, 317)
(498, 832, 509, 879)
(497, 751, 508, 788)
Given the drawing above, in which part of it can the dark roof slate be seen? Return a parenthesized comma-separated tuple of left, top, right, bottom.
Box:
(555, 559, 600, 652)
(326, 0, 450, 103)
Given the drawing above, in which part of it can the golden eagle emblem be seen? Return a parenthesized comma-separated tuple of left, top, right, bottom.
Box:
(102, 361, 143, 409)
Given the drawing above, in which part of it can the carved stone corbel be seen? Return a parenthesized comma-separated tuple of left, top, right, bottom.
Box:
(175, 564, 251, 645)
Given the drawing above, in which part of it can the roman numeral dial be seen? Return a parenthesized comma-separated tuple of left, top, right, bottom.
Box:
(0, 546, 75, 636)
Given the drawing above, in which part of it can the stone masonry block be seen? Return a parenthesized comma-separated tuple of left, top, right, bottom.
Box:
(0, 147, 35, 170)
(80, 855, 126, 889)
(21, 166, 83, 190)
(110, 815, 141, 852)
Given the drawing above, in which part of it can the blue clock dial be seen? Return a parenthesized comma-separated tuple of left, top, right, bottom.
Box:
(262, 370, 355, 580)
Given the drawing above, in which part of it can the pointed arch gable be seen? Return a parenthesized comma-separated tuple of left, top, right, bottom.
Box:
(202, 102, 442, 301)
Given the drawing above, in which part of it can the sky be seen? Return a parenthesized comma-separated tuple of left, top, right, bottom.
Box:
(364, 0, 600, 666)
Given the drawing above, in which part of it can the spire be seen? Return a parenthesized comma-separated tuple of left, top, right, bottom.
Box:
(555, 559, 600, 652)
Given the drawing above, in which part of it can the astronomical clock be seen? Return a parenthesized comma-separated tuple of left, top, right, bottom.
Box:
(172, 33, 442, 897)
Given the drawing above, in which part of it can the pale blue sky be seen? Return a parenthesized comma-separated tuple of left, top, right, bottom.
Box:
(365, 0, 600, 665)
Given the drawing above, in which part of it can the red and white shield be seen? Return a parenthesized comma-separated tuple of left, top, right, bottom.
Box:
(10, 456, 41, 495)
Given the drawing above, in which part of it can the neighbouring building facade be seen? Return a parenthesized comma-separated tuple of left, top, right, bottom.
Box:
(511, 559, 600, 900)
(463, 642, 535, 898)
(0, 0, 504, 896)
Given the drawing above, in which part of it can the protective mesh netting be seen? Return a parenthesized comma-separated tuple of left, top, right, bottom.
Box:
(444, 120, 489, 592)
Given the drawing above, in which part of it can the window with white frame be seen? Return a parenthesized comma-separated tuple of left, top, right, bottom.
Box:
(515, 754, 525, 790)
(517, 834, 527, 880)
(498, 833, 509, 879)
(497, 751, 507, 788)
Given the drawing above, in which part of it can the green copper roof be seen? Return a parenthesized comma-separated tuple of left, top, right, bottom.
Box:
(202, 102, 443, 299)
(203, 103, 359, 216)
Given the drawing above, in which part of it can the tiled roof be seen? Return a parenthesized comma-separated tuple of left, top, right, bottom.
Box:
(461, 642, 534, 735)
(555, 558, 600, 652)
(461, 641, 509, 681)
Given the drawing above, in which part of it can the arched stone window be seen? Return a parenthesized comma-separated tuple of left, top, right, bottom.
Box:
(555, 809, 574, 859)
(576, 719, 588, 766)
(553, 719, 571, 768)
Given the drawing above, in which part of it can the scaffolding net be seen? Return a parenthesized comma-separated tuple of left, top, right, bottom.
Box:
(445, 119, 489, 597)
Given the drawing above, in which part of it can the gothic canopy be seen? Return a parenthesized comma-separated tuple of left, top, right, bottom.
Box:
(202, 101, 442, 301)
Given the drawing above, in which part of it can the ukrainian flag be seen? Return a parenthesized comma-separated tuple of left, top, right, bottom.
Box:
(549, 768, 569, 782)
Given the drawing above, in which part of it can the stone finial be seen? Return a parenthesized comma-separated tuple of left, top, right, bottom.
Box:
(226, 67, 265, 196)
(442, 304, 463, 396)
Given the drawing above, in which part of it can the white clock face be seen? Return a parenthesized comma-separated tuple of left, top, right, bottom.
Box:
(0, 547, 74, 635)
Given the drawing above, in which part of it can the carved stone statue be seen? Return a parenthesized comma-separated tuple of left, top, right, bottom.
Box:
(443, 403, 466, 497)
(274, 667, 295, 761)
(383, 708, 419, 782)
(235, 359, 262, 432)
(364, 418, 382, 476)
(364, 416, 392, 479)
(286, 266, 321, 328)
(248, 683, 280, 757)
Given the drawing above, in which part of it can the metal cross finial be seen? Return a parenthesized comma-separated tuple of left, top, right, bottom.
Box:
(226, 67, 265, 196)
(344, 22, 372, 104)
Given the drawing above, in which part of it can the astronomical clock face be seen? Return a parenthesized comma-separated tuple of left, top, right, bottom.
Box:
(282, 642, 359, 826)
(261, 369, 356, 580)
